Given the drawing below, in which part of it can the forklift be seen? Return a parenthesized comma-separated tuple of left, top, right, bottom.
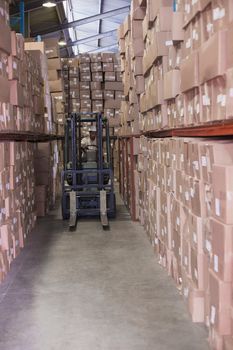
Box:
(61, 112, 116, 230)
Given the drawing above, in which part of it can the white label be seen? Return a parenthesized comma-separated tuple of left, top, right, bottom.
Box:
(203, 95, 210, 106)
(213, 8, 220, 21)
(210, 305, 216, 325)
(184, 256, 188, 266)
(214, 254, 219, 273)
(221, 95, 226, 107)
(165, 40, 173, 47)
(206, 239, 212, 253)
(193, 160, 199, 170)
(186, 38, 191, 49)
(219, 8, 226, 19)
(217, 94, 222, 104)
(180, 154, 184, 162)
(179, 185, 182, 193)
(192, 0, 198, 4)
(194, 268, 198, 280)
(173, 154, 176, 161)
(193, 232, 197, 244)
(185, 191, 189, 201)
(184, 287, 189, 298)
(196, 103, 200, 114)
(229, 88, 233, 97)
(185, 4, 191, 14)
(177, 217, 180, 226)
(201, 156, 207, 167)
(215, 198, 221, 216)
(190, 188, 195, 198)
(13, 62, 17, 69)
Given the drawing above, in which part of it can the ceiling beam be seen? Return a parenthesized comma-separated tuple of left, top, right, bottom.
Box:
(83, 44, 118, 54)
(10, 0, 65, 15)
(97, 0, 103, 47)
(32, 6, 130, 36)
(60, 29, 117, 49)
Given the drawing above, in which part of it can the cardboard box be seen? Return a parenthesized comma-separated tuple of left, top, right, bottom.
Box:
(92, 100, 103, 112)
(92, 90, 103, 100)
(199, 30, 226, 84)
(105, 82, 123, 91)
(212, 164, 233, 224)
(49, 79, 63, 93)
(105, 99, 121, 109)
(48, 69, 59, 81)
(80, 90, 91, 100)
(104, 90, 114, 99)
(164, 70, 181, 100)
(10, 80, 24, 107)
(44, 38, 59, 58)
(0, 76, 10, 103)
(181, 51, 199, 93)
(172, 11, 184, 42)
(210, 218, 233, 282)
(0, 18, 11, 54)
(47, 58, 61, 70)
(91, 82, 101, 90)
(209, 269, 232, 335)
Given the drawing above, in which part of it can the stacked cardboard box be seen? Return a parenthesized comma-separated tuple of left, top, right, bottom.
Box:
(136, 136, 233, 349)
(0, 141, 36, 282)
(44, 38, 65, 136)
(118, 0, 233, 134)
(117, 1, 145, 135)
(0, 3, 64, 283)
(61, 53, 123, 127)
(34, 141, 63, 216)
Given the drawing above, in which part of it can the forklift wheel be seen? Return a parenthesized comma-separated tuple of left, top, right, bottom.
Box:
(62, 193, 70, 220)
(108, 194, 116, 219)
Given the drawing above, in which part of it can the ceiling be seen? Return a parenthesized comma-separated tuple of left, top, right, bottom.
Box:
(9, 0, 131, 57)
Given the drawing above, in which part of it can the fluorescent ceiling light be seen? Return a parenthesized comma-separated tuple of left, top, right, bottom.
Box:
(42, 1, 56, 8)
(58, 36, 66, 46)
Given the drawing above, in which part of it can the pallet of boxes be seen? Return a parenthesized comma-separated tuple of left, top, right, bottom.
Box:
(118, 0, 233, 349)
(61, 53, 123, 181)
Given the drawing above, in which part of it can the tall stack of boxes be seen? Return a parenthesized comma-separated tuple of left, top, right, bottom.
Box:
(34, 141, 63, 216)
(136, 137, 233, 349)
(0, 3, 64, 284)
(118, 1, 233, 349)
(118, 0, 233, 132)
(61, 53, 123, 128)
(44, 38, 65, 136)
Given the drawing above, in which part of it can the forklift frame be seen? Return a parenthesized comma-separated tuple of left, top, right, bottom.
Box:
(61, 112, 116, 229)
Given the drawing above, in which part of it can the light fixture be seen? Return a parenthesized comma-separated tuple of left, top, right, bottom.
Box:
(58, 34, 66, 46)
(42, 1, 56, 8)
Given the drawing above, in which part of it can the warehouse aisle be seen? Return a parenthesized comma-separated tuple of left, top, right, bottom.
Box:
(0, 197, 209, 350)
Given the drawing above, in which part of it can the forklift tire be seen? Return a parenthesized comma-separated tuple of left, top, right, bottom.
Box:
(62, 193, 70, 220)
(108, 194, 116, 219)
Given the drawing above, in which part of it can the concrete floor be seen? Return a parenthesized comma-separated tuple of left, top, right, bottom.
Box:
(0, 198, 209, 350)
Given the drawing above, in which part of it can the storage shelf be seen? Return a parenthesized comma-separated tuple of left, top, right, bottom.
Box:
(0, 131, 64, 142)
(145, 120, 233, 138)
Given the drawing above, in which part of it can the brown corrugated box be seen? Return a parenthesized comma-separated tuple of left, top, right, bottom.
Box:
(105, 99, 121, 109)
(49, 79, 63, 93)
(181, 51, 199, 93)
(199, 30, 226, 84)
(0, 18, 11, 55)
(164, 70, 181, 100)
(44, 38, 60, 59)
